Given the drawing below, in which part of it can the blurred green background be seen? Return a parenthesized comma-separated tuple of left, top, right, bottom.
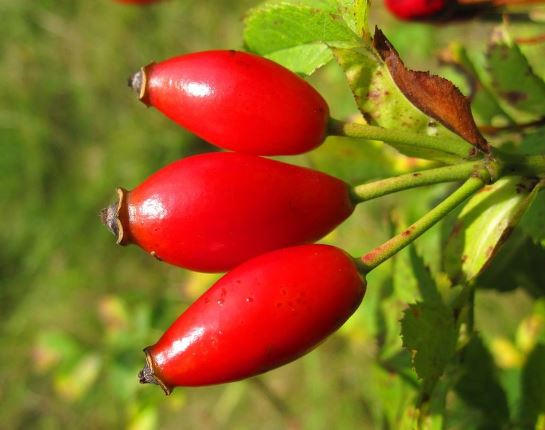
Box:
(1, 1, 540, 429)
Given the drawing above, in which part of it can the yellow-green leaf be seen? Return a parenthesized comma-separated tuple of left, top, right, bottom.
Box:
(444, 177, 540, 284)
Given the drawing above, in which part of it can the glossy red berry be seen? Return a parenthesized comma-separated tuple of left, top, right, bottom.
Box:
(101, 152, 355, 272)
(138, 244, 366, 391)
(129, 50, 330, 155)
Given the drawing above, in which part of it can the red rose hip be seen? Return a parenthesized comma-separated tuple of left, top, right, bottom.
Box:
(138, 244, 366, 391)
(129, 50, 330, 155)
(101, 152, 355, 272)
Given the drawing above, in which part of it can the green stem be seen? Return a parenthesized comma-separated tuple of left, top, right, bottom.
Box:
(357, 171, 490, 273)
(328, 118, 478, 161)
(350, 161, 482, 203)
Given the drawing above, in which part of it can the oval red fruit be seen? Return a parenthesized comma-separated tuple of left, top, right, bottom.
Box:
(139, 244, 366, 391)
(130, 50, 330, 155)
(101, 152, 355, 272)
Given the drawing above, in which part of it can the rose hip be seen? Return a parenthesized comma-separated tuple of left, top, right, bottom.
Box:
(129, 50, 330, 155)
(139, 244, 366, 391)
(101, 152, 355, 272)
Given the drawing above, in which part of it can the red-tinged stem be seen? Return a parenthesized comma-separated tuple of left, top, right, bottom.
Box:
(356, 170, 490, 273)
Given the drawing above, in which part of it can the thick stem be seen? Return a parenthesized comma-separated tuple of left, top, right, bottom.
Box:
(357, 171, 489, 273)
(350, 161, 482, 203)
(328, 118, 478, 161)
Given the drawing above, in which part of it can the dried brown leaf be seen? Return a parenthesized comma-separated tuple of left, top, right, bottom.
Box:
(373, 28, 490, 154)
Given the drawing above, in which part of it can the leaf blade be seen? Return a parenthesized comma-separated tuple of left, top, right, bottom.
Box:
(243, 1, 360, 75)
(444, 177, 540, 284)
(487, 26, 545, 117)
(401, 301, 457, 394)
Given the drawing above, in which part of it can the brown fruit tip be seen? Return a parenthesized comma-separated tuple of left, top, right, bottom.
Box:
(100, 188, 131, 246)
(138, 348, 173, 395)
(100, 203, 120, 238)
(128, 64, 153, 105)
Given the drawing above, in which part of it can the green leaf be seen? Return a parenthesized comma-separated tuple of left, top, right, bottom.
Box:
(444, 177, 540, 284)
(401, 302, 457, 394)
(393, 246, 423, 305)
(520, 128, 545, 155)
(520, 183, 545, 248)
(394, 242, 445, 306)
(454, 335, 510, 425)
(487, 26, 545, 117)
(337, 0, 368, 37)
(243, 1, 360, 75)
(476, 231, 545, 297)
(441, 43, 513, 126)
(520, 344, 545, 427)
(333, 47, 428, 132)
(265, 43, 333, 75)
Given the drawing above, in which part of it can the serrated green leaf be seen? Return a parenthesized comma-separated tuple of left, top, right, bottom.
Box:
(401, 302, 457, 394)
(393, 246, 422, 305)
(394, 242, 443, 306)
(243, 2, 360, 75)
(487, 26, 545, 117)
(444, 177, 540, 284)
(520, 183, 545, 248)
(520, 344, 545, 427)
(454, 335, 510, 425)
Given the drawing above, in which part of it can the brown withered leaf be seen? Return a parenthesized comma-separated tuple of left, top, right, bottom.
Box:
(373, 28, 490, 154)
